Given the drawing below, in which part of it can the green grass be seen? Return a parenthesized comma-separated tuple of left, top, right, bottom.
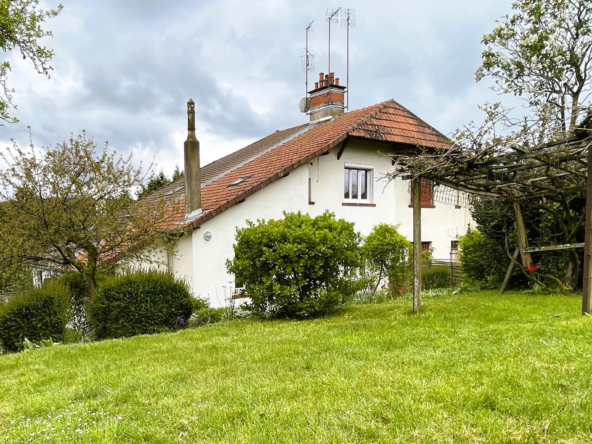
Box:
(1, 291, 591, 443)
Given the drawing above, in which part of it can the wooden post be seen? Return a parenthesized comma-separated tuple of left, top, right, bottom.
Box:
(513, 201, 533, 268)
(412, 177, 422, 314)
(499, 248, 520, 294)
(582, 146, 592, 315)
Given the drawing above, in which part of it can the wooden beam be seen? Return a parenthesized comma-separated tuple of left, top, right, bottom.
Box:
(513, 201, 533, 268)
(412, 177, 422, 314)
(583, 145, 592, 315)
(500, 248, 520, 294)
(524, 243, 585, 253)
(336, 138, 350, 160)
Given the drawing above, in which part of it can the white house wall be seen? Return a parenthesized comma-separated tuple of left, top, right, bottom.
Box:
(173, 139, 472, 307)
(190, 166, 309, 306)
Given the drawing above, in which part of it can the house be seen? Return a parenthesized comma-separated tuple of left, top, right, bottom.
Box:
(144, 72, 472, 306)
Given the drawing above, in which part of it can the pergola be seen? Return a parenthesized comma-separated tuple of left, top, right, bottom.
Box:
(395, 114, 592, 315)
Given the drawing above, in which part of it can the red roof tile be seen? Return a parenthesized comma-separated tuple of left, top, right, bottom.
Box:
(149, 99, 450, 230)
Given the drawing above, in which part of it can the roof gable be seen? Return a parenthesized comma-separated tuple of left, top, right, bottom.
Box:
(148, 99, 450, 229)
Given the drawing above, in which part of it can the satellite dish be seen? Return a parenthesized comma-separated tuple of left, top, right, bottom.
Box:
(299, 97, 310, 113)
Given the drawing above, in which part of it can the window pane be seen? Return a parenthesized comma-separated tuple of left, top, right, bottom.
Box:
(361, 170, 367, 200)
(344, 169, 349, 199)
(351, 170, 358, 199)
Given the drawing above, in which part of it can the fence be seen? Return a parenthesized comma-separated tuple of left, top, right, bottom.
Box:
(428, 260, 463, 286)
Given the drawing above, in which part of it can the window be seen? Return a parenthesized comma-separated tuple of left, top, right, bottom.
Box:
(421, 241, 432, 253)
(344, 164, 373, 203)
(409, 178, 434, 207)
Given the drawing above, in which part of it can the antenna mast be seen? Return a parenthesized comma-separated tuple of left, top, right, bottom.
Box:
(341, 9, 355, 110)
(305, 21, 314, 96)
(326, 8, 340, 74)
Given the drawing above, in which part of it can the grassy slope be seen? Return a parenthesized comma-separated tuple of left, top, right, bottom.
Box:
(1, 291, 591, 443)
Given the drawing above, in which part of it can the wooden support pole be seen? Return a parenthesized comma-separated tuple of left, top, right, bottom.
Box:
(412, 177, 422, 314)
(582, 146, 592, 315)
(499, 248, 519, 294)
(513, 201, 533, 268)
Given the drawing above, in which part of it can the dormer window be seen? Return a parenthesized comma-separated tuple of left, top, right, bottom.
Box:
(343, 163, 373, 203)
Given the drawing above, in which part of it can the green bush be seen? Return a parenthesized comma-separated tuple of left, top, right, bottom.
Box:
(226, 211, 362, 318)
(422, 266, 452, 290)
(362, 224, 412, 297)
(88, 271, 193, 339)
(459, 230, 508, 285)
(0, 282, 70, 352)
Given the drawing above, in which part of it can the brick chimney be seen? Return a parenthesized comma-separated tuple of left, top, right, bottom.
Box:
(308, 72, 346, 122)
(184, 99, 201, 217)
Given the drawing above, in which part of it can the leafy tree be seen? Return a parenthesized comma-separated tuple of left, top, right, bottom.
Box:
(227, 211, 362, 318)
(0, 132, 182, 300)
(136, 170, 171, 199)
(172, 165, 184, 181)
(0, 0, 63, 123)
(476, 0, 592, 131)
(362, 224, 412, 296)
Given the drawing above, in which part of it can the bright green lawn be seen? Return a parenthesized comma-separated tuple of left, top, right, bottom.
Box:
(1, 291, 591, 443)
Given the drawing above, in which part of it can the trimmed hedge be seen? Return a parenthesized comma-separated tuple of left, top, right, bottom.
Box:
(88, 271, 193, 339)
(422, 266, 452, 290)
(0, 282, 70, 352)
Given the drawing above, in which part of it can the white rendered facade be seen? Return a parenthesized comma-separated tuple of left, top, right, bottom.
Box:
(166, 139, 473, 307)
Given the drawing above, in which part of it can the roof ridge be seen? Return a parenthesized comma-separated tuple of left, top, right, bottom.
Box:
(344, 100, 393, 140)
(387, 98, 451, 143)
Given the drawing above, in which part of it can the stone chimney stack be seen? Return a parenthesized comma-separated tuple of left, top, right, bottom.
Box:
(307, 72, 346, 122)
(184, 99, 201, 216)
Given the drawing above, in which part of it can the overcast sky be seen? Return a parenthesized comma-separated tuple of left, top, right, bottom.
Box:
(2, 0, 514, 177)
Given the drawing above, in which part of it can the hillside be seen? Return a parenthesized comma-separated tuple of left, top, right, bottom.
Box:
(1, 291, 591, 443)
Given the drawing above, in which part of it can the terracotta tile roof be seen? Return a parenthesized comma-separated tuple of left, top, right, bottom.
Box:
(145, 99, 451, 230)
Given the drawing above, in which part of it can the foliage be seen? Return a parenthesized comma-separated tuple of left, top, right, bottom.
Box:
(0, 133, 183, 301)
(362, 223, 412, 297)
(458, 230, 509, 286)
(0, 281, 69, 352)
(88, 270, 193, 339)
(22, 336, 61, 351)
(136, 170, 171, 200)
(172, 165, 184, 181)
(476, 0, 592, 131)
(422, 266, 452, 290)
(227, 211, 362, 318)
(187, 307, 226, 328)
(0, 292, 590, 443)
(0, 0, 62, 123)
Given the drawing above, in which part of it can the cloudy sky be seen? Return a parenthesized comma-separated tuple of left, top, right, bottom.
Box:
(2, 0, 514, 177)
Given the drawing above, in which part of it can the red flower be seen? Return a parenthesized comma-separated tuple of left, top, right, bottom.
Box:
(398, 288, 404, 293)
(525, 265, 540, 272)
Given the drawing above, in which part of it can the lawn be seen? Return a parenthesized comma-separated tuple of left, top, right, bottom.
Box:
(1, 291, 591, 443)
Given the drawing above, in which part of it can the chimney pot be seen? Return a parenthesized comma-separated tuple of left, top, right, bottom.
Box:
(319, 72, 324, 82)
(315, 82, 319, 89)
(335, 78, 340, 86)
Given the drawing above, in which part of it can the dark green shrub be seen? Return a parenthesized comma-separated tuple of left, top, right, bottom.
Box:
(362, 224, 412, 297)
(190, 296, 209, 313)
(0, 282, 70, 352)
(226, 211, 362, 318)
(459, 230, 508, 285)
(422, 266, 452, 290)
(88, 271, 193, 339)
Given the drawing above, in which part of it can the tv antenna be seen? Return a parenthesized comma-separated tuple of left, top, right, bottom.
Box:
(326, 7, 341, 74)
(304, 21, 314, 97)
(341, 9, 355, 110)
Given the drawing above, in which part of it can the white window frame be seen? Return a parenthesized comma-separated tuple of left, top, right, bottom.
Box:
(343, 163, 373, 203)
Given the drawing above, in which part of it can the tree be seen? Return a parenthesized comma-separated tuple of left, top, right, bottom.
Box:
(0, 132, 183, 299)
(476, 0, 592, 132)
(172, 165, 184, 181)
(362, 224, 412, 295)
(388, 0, 592, 292)
(136, 170, 171, 199)
(0, 0, 63, 123)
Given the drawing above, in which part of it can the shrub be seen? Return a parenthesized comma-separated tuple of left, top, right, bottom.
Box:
(0, 282, 70, 352)
(226, 211, 362, 318)
(459, 230, 508, 285)
(88, 271, 193, 339)
(422, 266, 452, 290)
(362, 224, 412, 297)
